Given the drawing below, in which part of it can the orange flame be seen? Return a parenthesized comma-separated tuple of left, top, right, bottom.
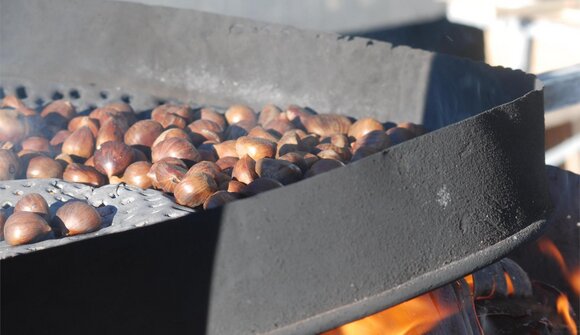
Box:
(464, 274, 474, 294)
(503, 272, 515, 296)
(538, 238, 580, 295)
(322, 289, 456, 335)
(557, 294, 578, 335)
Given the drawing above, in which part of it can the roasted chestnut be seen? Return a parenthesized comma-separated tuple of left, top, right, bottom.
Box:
(124, 120, 164, 148)
(225, 105, 257, 125)
(348, 118, 384, 140)
(174, 173, 218, 207)
(93, 141, 135, 177)
(14, 193, 50, 219)
(121, 161, 153, 189)
(26, 156, 64, 179)
(61, 126, 95, 159)
(3, 212, 53, 246)
(151, 137, 200, 165)
(63, 163, 107, 187)
(68, 116, 100, 137)
(55, 201, 102, 236)
(235, 136, 277, 160)
(302, 114, 351, 138)
(231, 155, 258, 185)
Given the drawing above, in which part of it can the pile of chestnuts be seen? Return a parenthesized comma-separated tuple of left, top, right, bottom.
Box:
(0, 95, 426, 245)
(0, 193, 102, 246)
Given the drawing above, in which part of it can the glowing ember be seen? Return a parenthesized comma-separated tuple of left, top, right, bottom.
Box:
(538, 238, 580, 295)
(464, 274, 474, 294)
(503, 272, 515, 297)
(557, 294, 578, 335)
(322, 287, 457, 335)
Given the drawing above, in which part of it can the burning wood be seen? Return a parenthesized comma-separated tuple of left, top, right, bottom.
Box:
(325, 258, 578, 334)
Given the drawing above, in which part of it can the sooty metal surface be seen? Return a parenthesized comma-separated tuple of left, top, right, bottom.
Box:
(0, 0, 551, 334)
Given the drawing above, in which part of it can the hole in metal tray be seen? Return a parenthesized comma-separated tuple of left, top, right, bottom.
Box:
(69, 89, 81, 99)
(15, 86, 27, 99)
(51, 91, 64, 100)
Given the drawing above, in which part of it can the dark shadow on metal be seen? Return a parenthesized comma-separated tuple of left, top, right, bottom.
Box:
(1, 209, 223, 335)
(343, 18, 484, 62)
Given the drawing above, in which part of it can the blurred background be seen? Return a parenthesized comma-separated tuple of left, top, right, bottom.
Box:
(118, 0, 580, 173)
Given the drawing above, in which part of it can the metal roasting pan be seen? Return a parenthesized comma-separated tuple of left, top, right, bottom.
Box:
(0, 0, 552, 334)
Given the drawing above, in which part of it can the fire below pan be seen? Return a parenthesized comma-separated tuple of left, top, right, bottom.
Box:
(0, 0, 551, 334)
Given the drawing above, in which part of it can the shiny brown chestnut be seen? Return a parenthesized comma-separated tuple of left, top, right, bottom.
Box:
(152, 161, 188, 193)
(151, 137, 201, 165)
(55, 201, 102, 236)
(63, 163, 107, 187)
(151, 104, 194, 124)
(152, 128, 191, 148)
(235, 136, 277, 160)
(96, 116, 130, 149)
(68, 116, 100, 137)
(184, 161, 222, 180)
(301, 114, 351, 138)
(212, 140, 238, 159)
(21, 136, 52, 154)
(348, 118, 384, 140)
(61, 126, 95, 159)
(26, 156, 64, 179)
(314, 143, 352, 162)
(93, 141, 135, 177)
(174, 173, 218, 208)
(226, 180, 247, 193)
(121, 161, 153, 189)
(147, 158, 187, 187)
(40, 100, 76, 120)
(3, 212, 53, 246)
(248, 126, 280, 143)
(14, 193, 50, 219)
(225, 105, 257, 125)
(124, 120, 164, 148)
(0, 108, 31, 143)
(231, 155, 258, 185)
(351, 130, 391, 153)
